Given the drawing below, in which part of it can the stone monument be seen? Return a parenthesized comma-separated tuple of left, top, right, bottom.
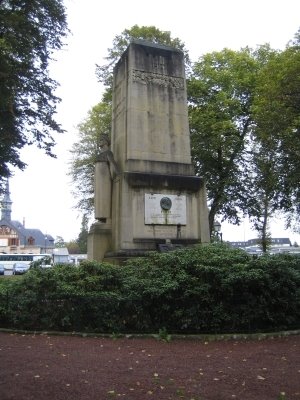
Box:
(88, 39, 210, 263)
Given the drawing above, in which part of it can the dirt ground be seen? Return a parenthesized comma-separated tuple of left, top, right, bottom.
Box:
(0, 332, 299, 400)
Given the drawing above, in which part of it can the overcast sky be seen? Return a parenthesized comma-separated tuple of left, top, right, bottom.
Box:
(7, 0, 300, 243)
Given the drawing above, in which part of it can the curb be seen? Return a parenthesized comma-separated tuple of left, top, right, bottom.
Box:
(0, 327, 300, 341)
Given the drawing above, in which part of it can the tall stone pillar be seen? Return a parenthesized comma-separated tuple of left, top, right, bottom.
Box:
(88, 40, 210, 263)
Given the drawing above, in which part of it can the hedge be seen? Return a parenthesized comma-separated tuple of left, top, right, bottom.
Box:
(0, 244, 299, 334)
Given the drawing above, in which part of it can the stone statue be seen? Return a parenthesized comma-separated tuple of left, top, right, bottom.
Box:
(94, 134, 119, 223)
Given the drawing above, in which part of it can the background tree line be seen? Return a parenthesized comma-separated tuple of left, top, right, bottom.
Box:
(69, 25, 300, 250)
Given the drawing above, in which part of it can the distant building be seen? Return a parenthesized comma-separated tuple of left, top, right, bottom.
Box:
(52, 247, 70, 264)
(0, 180, 54, 254)
(247, 238, 291, 247)
(230, 238, 291, 249)
(229, 237, 299, 255)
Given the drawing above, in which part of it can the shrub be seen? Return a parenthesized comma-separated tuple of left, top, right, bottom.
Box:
(0, 245, 299, 334)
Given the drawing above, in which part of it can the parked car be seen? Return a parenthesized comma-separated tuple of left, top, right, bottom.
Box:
(0, 264, 5, 275)
(12, 263, 29, 275)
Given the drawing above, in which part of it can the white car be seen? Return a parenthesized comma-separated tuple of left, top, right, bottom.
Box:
(12, 263, 29, 275)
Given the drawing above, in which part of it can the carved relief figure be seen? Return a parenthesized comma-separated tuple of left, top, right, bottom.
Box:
(94, 134, 119, 223)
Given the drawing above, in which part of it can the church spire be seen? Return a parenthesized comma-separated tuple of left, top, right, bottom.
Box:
(1, 180, 12, 221)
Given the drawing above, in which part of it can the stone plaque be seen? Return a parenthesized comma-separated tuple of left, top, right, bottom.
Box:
(145, 194, 186, 225)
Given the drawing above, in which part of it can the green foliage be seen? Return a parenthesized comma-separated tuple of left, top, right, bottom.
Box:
(0, 0, 68, 187)
(30, 255, 52, 268)
(252, 35, 300, 229)
(54, 236, 66, 248)
(65, 240, 80, 254)
(69, 101, 112, 215)
(157, 327, 172, 342)
(76, 214, 89, 253)
(1, 245, 299, 334)
(188, 45, 277, 234)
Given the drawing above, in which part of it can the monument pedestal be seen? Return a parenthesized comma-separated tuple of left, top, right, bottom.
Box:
(88, 40, 210, 263)
(87, 221, 112, 262)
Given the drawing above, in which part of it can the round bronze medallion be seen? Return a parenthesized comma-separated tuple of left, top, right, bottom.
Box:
(160, 196, 172, 210)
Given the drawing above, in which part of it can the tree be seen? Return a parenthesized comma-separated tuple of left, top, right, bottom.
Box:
(188, 46, 276, 235)
(247, 143, 278, 252)
(69, 102, 112, 214)
(0, 0, 68, 191)
(54, 236, 66, 248)
(65, 240, 80, 254)
(252, 31, 300, 232)
(76, 214, 89, 253)
(70, 25, 188, 215)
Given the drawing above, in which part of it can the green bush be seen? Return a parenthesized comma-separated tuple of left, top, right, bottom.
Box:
(0, 245, 299, 334)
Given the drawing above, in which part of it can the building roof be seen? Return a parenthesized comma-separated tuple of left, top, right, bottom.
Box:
(0, 218, 54, 247)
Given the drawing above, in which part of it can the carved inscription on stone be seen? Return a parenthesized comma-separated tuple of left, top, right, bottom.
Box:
(152, 55, 166, 74)
(132, 69, 184, 89)
(145, 194, 186, 225)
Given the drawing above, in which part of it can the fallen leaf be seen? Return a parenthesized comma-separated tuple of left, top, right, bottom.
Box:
(257, 375, 265, 380)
